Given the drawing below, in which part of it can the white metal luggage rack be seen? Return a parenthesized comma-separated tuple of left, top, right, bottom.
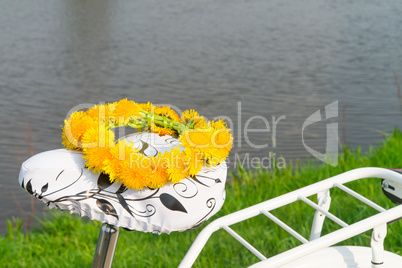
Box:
(179, 167, 402, 268)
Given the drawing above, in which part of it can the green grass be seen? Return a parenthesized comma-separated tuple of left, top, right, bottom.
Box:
(2, 128, 402, 267)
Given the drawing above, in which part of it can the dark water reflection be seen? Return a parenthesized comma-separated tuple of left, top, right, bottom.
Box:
(1, 0, 402, 231)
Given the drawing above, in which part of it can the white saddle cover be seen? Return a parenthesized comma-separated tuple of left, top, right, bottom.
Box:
(18, 132, 227, 234)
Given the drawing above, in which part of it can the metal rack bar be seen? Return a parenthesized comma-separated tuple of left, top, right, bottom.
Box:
(334, 183, 386, 212)
(221, 225, 267, 261)
(261, 210, 308, 244)
(298, 195, 349, 228)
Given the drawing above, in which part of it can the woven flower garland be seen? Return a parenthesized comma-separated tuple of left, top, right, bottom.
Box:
(61, 99, 233, 190)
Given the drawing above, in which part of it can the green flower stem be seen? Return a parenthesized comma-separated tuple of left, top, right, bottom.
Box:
(110, 117, 143, 129)
(124, 110, 190, 135)
(147, 113, 188, 134)
(141, 111, 189, 135)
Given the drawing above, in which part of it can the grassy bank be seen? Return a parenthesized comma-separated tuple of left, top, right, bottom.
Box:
(2, 129, 402, 267)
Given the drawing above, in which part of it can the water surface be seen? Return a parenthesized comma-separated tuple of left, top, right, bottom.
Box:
(1, 0, 402, 231)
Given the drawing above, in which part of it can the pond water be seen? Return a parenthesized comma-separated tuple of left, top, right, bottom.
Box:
(1, 0, 402, 232)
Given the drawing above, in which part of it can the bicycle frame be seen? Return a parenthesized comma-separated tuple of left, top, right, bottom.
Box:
(179, 167, 402, 267)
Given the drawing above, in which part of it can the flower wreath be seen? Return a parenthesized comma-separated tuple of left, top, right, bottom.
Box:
(62, 99, 233, 190)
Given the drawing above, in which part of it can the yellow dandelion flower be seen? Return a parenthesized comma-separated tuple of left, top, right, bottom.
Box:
(163, 147, 189, 183)
(104, 140, 139, 182)
(212, 119, 228, 130)
(113, 98, 142, 120)
(180, 128, 213, 149)
(194, 118, 208, 129)
(141, 154, 169, 188)
(118, 160, 148, 190)
(83, 146, 113, 174)
(61, 130, 79, 151)
(181, 109, 200, 122)
(81, 124, 115, 149)
(138, 102, 154, 112)
(147, 168, 169, 188)
(86, 103, 116, 123)
(181, 109, 206, 128)
(102, 158, 121, 183)
(61, 111, 97, 150)
(212, 129, 233, 149)
(204, 148, 227, 166)
(184, 147, 204, 176)
(154, 106, 181, 122)
(150, 123, 176, 136)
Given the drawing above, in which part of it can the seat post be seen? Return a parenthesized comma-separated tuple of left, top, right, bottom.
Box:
(92, 223, 120, 268)
(310, 189, 331, 241)
(371, 223, 387, 267)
